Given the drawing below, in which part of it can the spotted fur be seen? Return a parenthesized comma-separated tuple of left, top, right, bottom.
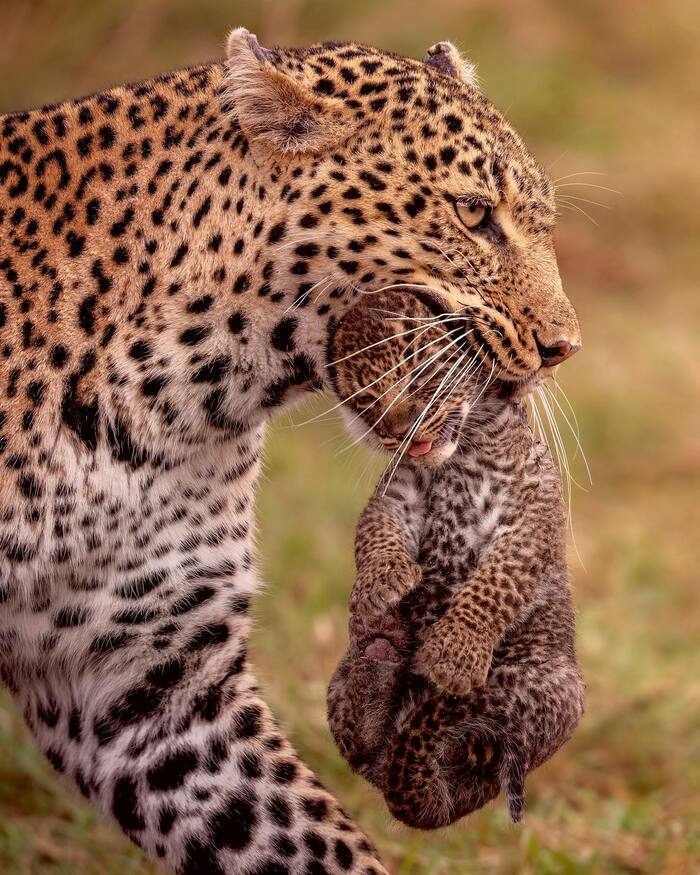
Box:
(2, 27, 579, 874)
(327, 294, 584, 827)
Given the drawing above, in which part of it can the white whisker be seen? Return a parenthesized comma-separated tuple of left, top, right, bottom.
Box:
(271, 234, 327, 253)
(369, 309, 469, 325)
(536, 386, 585, 568)
(557, 200, 599, 226)
(542, 382, 592, 486)
(428, 346, 484, 422)
(336, 344, 465, 455)
(555, 182, 620, 195)
(353, 280, 471, 310)
(556, 194, 610, 210)
(327, 319, 443, 366)
(382, 345, 480, 492)
(284, 275, 332, 314)
(552, 170, 608, 184)
(295, 328, 463, 427)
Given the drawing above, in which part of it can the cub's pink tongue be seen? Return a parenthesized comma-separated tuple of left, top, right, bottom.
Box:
(409, 440, 433, 458)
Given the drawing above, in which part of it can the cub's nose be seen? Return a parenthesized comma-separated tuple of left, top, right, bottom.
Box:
(384, 402, 418, 437)
(535, 335, 581, 368)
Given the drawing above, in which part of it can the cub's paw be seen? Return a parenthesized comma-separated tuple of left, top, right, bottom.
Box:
(414, 619, 492, 695)
(350, 553, 421, 622)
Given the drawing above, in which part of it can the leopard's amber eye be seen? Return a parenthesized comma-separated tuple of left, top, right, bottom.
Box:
(454, 198, 492, 231)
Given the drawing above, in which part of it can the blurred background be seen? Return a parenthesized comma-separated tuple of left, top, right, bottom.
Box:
(1, 1, 699, 873)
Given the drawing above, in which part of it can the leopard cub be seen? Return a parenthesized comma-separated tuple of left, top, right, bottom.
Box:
(327, 292, 584, 827)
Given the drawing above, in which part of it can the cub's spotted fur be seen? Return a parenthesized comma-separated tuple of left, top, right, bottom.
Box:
(1, 27, 579, 875)
(327, 293, 584, 828)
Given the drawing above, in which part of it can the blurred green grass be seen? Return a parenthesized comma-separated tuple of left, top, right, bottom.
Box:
(1, 1, 699, 873)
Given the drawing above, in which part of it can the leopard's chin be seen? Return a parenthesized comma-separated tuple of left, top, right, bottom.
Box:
(498, 366, 555, 402)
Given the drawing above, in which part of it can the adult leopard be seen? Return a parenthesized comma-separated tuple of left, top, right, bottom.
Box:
(0, 28, 580, 875)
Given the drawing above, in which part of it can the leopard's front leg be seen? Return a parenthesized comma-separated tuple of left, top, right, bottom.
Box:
(19, 616, 389, 875)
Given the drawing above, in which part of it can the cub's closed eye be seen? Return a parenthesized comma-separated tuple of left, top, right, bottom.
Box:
(354, 393, 376, 409)
(454, 198, 493, 232)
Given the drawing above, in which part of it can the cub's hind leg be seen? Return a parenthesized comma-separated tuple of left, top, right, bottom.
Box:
(328, 608, 412, 787)
(384, 588, 584, 829)
(384, 655, 583, 829)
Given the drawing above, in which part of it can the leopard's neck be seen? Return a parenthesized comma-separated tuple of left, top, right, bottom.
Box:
(0, 63, 332, 479)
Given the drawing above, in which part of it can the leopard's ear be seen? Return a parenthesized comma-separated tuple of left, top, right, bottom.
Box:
(224, 28, 353, 155)
(424, 41, 478, 87)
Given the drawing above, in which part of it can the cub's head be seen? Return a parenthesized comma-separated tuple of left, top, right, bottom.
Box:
(330, 291, 488, 467)
(224, 29, 580, 398)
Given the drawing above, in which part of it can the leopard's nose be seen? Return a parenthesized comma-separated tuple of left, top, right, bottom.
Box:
(535, 335, 581, 367)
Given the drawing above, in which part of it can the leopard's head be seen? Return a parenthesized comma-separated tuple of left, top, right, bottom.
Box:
(225, 29, 580, 403)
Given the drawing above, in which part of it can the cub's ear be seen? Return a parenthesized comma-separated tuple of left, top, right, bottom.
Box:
(424, 41, 478, 87)
(224, 28, 353, 155)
